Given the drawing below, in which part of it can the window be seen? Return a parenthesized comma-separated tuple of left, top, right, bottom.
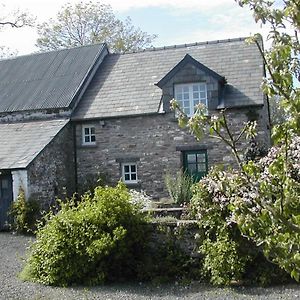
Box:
(82, 125, 96, 145)
(183, 150, 208, 182)
(174, 82, 207, 116)
(122, 162, 138, 184)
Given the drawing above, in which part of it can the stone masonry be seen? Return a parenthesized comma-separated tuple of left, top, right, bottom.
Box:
(27, 123, 76, 208)
(75, 105, 270, 199)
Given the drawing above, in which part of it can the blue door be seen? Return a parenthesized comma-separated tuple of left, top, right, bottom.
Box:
(0, 174, 13, 230)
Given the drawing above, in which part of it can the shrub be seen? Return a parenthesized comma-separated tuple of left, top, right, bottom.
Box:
(165, 170, 193, 205)
(9, 188, 40, 234)
(190, 166, 291, 285)
(234, 136, 300, 282)
(21, 182, 147, 286)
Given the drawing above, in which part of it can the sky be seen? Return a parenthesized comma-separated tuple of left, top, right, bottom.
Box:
(0, 0, 267, 56)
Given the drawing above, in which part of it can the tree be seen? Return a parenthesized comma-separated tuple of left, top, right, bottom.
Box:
(236, 0, 300, 140)
(0, 3, 35, 58)
(36, 1, 157, 53)
(269, 95, 287, 125)
(172, 0, 300, 282)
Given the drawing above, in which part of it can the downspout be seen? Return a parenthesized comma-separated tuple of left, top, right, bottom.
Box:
(72, 122, 78, 194)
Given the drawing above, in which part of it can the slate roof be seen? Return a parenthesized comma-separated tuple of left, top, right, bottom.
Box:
(73, 37, 264, 120)
(0, 44, 106, 113)
(0, 119, 69, 169)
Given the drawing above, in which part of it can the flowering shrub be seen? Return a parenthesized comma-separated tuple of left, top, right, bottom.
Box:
(234, 136, 300, 281)
(190, 168, 252, 285)
(129, 189, 153, 209)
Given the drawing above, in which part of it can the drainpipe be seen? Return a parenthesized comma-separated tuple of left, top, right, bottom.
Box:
(72, 122, 78, 194)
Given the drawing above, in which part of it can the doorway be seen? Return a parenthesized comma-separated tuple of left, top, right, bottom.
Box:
(0, 173, 13, 230)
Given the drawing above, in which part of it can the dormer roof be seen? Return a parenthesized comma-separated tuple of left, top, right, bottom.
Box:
(156, 54, 226, 88)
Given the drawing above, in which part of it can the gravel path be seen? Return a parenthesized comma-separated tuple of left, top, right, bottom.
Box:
(1, 232, 300, 300)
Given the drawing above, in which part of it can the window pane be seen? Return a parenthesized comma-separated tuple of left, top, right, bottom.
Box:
(124, 165, 130, 173)
(197, 153, 206, 162)
(1, 179, 8, 189)
(85, 136, 90, 143)
(91, 136, 96, 142)
(183, 100, 190, 108)
(183, 86, 189, 93)
(183, 93, 189, 100)
(193, 92, 199, 99)
(187, 154, 196, 163)
(125, 174, 130, 181)
(131, 174, 137, 180)
(184, 107, 190, 115)
(200, 92, 206, 99)
(177, 94, 182, 100)
(91, 127, 95, 134)
(193, 85, 199, 91)
(84, 128, 89, 135)
(130, 165, 136, 173)
(188, 163, 197, 173)
(198, 164, 207, 172)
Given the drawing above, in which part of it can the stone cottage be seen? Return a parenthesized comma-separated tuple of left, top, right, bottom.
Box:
(0, 37, 270, 228)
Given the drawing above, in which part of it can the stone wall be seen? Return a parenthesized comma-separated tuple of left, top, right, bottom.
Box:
(27, 123, 76, 209)
(75, 105, 270, 199)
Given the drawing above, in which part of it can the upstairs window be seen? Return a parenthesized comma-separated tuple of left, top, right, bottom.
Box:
(122, 162, 138, 184)
(174, 82, 207, 117)
(82, 125, 96, 145)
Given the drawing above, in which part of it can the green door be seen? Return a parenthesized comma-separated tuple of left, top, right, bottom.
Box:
(183, 150, 208, 182)
(0, 174, 13, 230)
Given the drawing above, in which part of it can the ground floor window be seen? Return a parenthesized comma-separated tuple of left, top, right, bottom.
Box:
(121, 162, 138, 184)
(182, 150, 208, 181)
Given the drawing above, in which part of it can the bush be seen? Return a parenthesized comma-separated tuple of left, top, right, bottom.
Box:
(234, 136, 300, 282)
(21, 182, 147, 286)
(165, 170, 193, 205)
(9, 189, 40, 234)
(190, 166, 290, 285)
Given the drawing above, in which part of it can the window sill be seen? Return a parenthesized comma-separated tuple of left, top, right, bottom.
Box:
(124, 182, 141, 188)
(79, 143, 98, 148)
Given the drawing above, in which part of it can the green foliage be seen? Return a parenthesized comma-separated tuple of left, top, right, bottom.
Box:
(190, 166, 292, 286)
(191, 168, 250, 285)
(36, 1, 157, 53)
(269, 96, 288, 126)
(9, 189, 40, 234)
(21, 183, 147, 286)
(200, 231, 247, 285)
(165, 171, 193, 205)
(237, 0, 300, 138)
(234, 137, 300, 281)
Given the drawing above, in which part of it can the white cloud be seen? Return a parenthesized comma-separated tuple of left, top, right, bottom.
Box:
(102, 0, 235, 12)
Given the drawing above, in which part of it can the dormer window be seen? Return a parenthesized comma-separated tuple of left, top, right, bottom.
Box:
(82, 125, 96, 145)
(174, 82, 207, 117)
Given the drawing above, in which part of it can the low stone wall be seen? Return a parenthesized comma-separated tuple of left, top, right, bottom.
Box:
(147, 220, 200, 258)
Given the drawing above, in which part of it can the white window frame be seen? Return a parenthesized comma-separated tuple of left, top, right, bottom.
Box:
(82, 125, 96, 145)
(174, 82, 208, 117)
(122, 162, 138, 184)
